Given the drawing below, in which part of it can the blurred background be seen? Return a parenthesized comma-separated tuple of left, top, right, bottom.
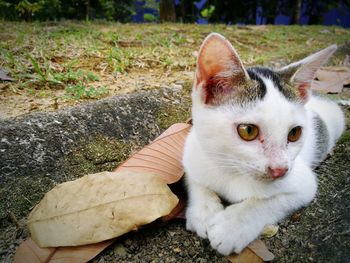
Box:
(0, 0, 349, 27)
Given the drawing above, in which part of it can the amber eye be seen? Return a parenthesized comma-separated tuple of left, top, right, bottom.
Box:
(237, 124, 259, 141)
(288, 126, 302, 142)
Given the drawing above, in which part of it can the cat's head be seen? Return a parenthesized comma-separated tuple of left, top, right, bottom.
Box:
(192, 33, 336, 180)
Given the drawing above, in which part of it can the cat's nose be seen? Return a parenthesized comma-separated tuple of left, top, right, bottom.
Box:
(267, 167, 288, 179)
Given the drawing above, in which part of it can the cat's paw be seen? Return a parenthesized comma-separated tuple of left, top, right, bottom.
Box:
(207, 210, 257, 255)
(186, 202, 224, 239)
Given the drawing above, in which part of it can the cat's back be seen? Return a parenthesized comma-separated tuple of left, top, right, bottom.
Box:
(302, 94, 345, 166)
(306, 94, 344, 147)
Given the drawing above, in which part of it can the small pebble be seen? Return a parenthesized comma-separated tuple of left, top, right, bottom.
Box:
(114, 244, 127, 257)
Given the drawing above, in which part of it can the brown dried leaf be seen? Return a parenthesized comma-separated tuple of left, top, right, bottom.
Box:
(316, 67, 350, 85)
(291, 212, 301, 222)
(116, 41, 143, 47)
(14, 238, 55, 263)
(228, 247, 263, 263)
(13, 238, 114, 263)
(27, 171, 178, 247)
(311, 80, 343, 93)
(116, 123, 192, 184)
(248, 240, 275, 261)
(228, 240, 274, 262)
(311, 66, 350, 93)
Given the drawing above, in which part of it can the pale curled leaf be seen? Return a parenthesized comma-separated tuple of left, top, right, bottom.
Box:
(261, 224, 279, 238)
(27, 171, 179, 247)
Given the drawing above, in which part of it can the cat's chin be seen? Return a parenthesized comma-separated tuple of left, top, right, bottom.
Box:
(254, 173, 284, 182)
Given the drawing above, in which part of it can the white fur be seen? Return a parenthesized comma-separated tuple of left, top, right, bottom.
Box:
(183, 75, 344, 255)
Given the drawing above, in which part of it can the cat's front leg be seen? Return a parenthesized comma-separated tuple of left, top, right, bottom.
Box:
(207, 166, 317, 255)
(206, 199, 266, 255)
(186, 179, 224, 238)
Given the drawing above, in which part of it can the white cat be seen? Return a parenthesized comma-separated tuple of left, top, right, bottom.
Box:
(183, 33, 345, 255)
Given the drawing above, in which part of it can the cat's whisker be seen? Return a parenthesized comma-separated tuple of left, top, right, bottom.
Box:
(205, 165, 250, 176)
(204, 154, 264, 173)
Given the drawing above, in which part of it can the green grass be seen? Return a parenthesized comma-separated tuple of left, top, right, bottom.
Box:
(0, 21, 349, 101)
(65, 84, 108, 100)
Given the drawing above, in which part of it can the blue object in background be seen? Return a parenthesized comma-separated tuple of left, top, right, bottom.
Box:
(194, 0, 207, 24)
(275, 14, 291, 25)
(133, 0, 159, 22)
(132, 0, 350, 27)
(194, 0, 206, 10)
(323, 3, 350, 27)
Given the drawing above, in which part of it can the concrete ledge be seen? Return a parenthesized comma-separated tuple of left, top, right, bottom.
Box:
(0, 87, 189, 181)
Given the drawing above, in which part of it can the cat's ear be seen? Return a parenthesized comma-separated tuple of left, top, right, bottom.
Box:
(194, 33, 249, 105)
(278, 45, 337, 101)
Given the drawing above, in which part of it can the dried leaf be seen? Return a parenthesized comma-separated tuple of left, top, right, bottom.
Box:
(116, 41, 142, 47)
(261, 224, 279, 238)
(228, 247, 263, 263)
(115, 123, 191, 184)
(311, 67, 350, 93)
(27, 171, 179, 247)
(154, 123, 191, 141)
(316, 67, 350, 85)
(163, 169, 190, 221)
(311, 80, 343, 93)
(13, 238, 114, 263)
(0, 68, 13, 81)
(228, 240, 274, 262)
(14, 238, 55, 263)
(291, 212, 301, 222)
(247, 240, 275, 261)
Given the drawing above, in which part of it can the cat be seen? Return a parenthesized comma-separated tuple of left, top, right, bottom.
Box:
(183, 32, 345, 255)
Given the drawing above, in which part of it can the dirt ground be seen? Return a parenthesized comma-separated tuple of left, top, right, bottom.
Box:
(0, 69, 194, 119)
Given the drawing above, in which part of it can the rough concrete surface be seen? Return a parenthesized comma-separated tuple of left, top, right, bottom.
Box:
(0, 86, 349, 263)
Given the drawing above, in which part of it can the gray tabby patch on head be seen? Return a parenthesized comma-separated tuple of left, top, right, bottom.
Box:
(247, 67, 300, 101)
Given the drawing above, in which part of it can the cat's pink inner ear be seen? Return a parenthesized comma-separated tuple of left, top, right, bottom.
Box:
(297, 83, 309, 100)
(195, 33, 246, 104)
(292, 63, 324, 100)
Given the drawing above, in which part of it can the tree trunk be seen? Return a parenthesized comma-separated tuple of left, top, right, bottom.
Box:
(160, 0, 176, 22)
(85, 0, 90, 21)
(291, 0, 302, 24)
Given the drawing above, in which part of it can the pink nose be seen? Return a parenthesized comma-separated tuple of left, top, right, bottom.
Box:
(268, 167, 288, 179)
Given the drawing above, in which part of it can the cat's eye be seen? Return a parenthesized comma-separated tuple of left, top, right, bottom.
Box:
(237, 124, 259, 141)
(288, 126, 302, 142)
